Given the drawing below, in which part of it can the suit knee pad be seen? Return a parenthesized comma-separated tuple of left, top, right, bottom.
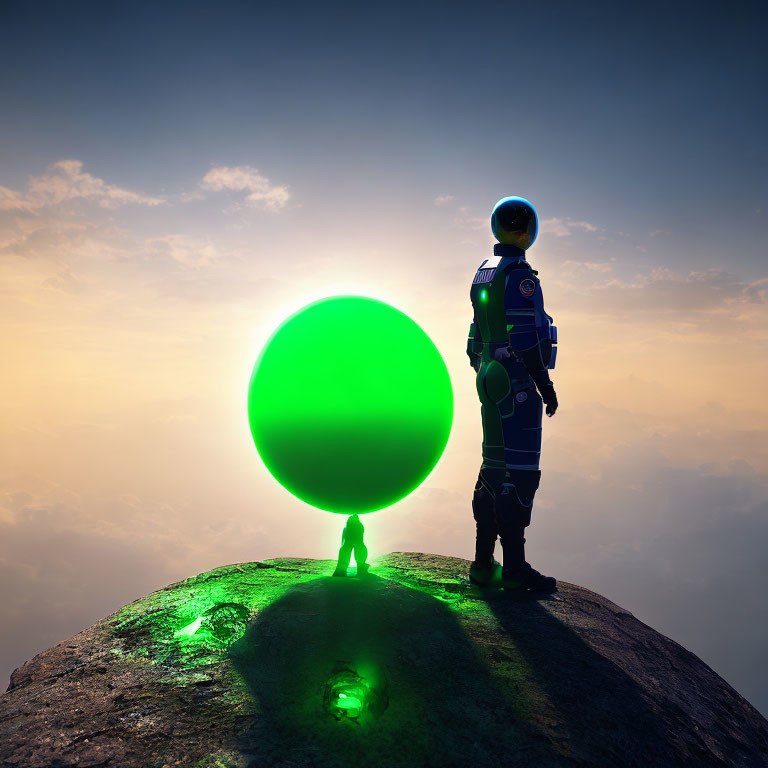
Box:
(504, 468, 541, 506)
(472, 483, 494, 526)
(498, 469, 541, 528)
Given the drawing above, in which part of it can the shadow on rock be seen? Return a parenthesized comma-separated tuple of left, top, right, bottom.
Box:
(485, 590, 672, 766)
(229, 575, 524, 768)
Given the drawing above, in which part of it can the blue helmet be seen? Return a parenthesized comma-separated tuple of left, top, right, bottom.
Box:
(491, 197, 538, 250)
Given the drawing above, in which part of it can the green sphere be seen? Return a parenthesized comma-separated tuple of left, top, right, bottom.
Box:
(248, 296, 453, 514)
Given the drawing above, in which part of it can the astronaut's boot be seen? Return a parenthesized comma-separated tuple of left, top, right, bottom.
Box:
(497, 469, 556, 592)
(470, 558, 502, 587)
(469, 471, 502, 586)
(502, 556, 557, 593)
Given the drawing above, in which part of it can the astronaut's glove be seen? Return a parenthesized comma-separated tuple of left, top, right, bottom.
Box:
(488, 341, 510, 361)
(531, 377, 558, 416)
(528, 369, 558, 416)
(543, 389, 558, 417)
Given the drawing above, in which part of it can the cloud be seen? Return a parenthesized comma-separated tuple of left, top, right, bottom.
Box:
(0, 215, 97, 258)
(744, 277, 768, 304)
(144, 234, 220, 268)
(560, 259, 615, 273)
(453, 206, 488, 231)
(200, 165, 290, 211)
(0, 185, 36, 213)
(0, 160, 165, 211)
(178, 190, 207, 203)
(433, 194, 455, 206)
(571, 267, 763, 316)
(541, 217, 598, 237)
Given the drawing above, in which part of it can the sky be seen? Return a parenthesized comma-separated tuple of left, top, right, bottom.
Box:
(1, 0, 767, 716)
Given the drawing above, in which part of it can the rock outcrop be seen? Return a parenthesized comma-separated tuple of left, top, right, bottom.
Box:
(1, 552, 767, 767)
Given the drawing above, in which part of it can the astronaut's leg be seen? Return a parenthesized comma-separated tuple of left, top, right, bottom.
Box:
(333, 541, 353, 577)
(353, 542, 369, 575)
(497, 469, 555, 591)
(469, 467, 503, 585)
(472, 468, 498, 563)
(496, 385, 556, 592)
(470, 361, 511, 586)
(496, 467, 539, 567)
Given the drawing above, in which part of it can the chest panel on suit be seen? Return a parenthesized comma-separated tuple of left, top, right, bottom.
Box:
(470, 257, 508, 343)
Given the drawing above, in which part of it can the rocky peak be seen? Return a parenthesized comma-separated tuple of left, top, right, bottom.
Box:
(1, 552, 766, 767)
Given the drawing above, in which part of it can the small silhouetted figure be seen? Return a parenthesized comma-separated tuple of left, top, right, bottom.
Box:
(333, 514, 370, 577)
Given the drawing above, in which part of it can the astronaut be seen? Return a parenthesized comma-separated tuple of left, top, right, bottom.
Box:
(466, 197, 558, 592)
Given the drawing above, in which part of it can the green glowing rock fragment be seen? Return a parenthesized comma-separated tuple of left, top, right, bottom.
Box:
(323, 667, 373, 721)
(175, 616, 204, 637)
(173, 603, 250, 647)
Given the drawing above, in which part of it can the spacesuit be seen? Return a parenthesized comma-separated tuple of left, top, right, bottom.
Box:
(467, 197, 558, 591)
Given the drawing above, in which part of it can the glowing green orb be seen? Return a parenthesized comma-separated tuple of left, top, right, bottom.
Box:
(248, 295, 453, 514)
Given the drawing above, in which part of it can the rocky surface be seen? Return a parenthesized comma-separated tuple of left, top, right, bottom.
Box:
(1, 552, 767, 767)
